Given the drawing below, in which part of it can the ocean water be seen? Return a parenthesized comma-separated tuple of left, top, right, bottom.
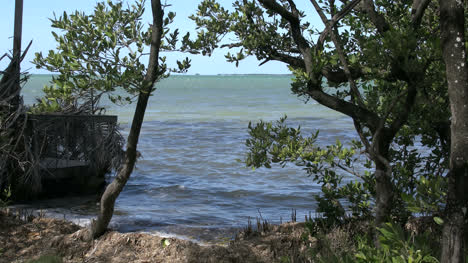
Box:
(18, 74, 357, 243)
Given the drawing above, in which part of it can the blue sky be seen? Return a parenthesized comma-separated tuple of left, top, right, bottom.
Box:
(1, 0, 320, 75)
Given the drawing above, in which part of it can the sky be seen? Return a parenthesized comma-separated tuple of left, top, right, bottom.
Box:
(0, 0, 321, 75)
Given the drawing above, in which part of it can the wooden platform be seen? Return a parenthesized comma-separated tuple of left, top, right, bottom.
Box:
(22, 114, 119, 199)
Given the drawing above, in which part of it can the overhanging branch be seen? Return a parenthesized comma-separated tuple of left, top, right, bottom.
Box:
(411, 0, 431, 28)
(315, 0, 362, 49)
(258, 0, 314, 74)
(311, 0, 365, 106)
(361, 0, 390, 34)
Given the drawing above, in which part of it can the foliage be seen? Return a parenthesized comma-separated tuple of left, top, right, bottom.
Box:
(28, 85, 73, 113)
(188, 0, 452, 230)
(306, 221, 440, 263)
(0, 185, 11, 207)
(307, 232, 357, 263)
(246, 116, 373, 223)
(401, 175, 447, 216)
(354, 223, 439, 263)
(246, 114, 450, 228)
(43, 0, 203, 239)
(26, 255, 63, 263)
(32, 0, 191, 113)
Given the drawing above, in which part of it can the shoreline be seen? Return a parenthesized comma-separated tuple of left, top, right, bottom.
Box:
(25, 73, 294, 77)
(5, 204, 272, 246)
(0, 209, 315, 263)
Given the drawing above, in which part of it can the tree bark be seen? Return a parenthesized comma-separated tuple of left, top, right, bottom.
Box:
(374, 159, 393, 227)
(368, 130, 394, 230)
(439, 0, 468, 262)
(88, 0, 164, 240)
(11, 0, 23, 108)
(13, 0, 23, 60)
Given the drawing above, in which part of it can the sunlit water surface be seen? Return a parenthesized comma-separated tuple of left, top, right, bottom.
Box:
(15, 74, 357, 243)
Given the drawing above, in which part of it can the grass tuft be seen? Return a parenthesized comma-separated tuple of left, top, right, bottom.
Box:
(26, 254, 63, 263)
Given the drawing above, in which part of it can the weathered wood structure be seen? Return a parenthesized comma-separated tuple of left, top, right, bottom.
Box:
(1, 0, 124, 200)
(22, 114, 122, 198)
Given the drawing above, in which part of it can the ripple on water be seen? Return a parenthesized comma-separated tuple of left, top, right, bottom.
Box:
(14, 98, 357, 242)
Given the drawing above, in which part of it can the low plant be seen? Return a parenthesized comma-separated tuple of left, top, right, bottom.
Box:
(305, 220, 440, 263)
(307, 231, 356, 263)
(0, 185, 11, 207)
(26, 254, 63, 263)
(354, 222, 439, 263)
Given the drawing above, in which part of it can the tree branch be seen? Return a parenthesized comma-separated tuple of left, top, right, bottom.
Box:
(322, 66, 362, 84)
(360, 0, 390, 34)
(268, 51, 305, 68)
(311, 0, 365, 106)
(220, 43, 244, 49)
(315, 0, 362, 50)
(257, 0, 298, 24)
(388, 84, 418, 138)
(411, 0, 431, 28)
(258, 0, 314, 75)
(306, 88, 380, 131)
(260, 0, 377, 130)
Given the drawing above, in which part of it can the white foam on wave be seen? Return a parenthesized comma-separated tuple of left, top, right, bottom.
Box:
(41, 209, 93, 227)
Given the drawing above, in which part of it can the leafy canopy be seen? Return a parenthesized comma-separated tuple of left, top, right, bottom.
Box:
(189, 0, 451, 224)
(33, 0, 191, 113)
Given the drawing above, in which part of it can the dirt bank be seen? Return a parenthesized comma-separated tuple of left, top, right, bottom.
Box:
(0, 210, 316, 263)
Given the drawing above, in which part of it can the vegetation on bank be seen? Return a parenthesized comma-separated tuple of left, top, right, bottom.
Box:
(188, 0, 467, 261)
(2, 0, 468, 262)
(0, 209, 445, 262)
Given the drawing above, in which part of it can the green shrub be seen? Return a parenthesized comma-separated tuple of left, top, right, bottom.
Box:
(26, 254, 63, 263)
(0, 185, 11, 207)
(354, 222, 439, 263)
(307, 221, 440, 263)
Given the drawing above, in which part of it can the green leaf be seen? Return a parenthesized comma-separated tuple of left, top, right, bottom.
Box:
(433, 217, 444, 225)
(161, 238, 171, 248)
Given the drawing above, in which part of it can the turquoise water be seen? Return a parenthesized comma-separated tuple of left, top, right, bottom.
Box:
(20, 74, 357, 242)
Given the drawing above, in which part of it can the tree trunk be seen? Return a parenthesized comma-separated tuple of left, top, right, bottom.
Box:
(371, 135, 394, 246)
(374, 160, 393, 227)
(439, 0, 468, 262)
(13, 0, 23, 59)
(11, 0, 23, 108)
(87, 0, 164, 240)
